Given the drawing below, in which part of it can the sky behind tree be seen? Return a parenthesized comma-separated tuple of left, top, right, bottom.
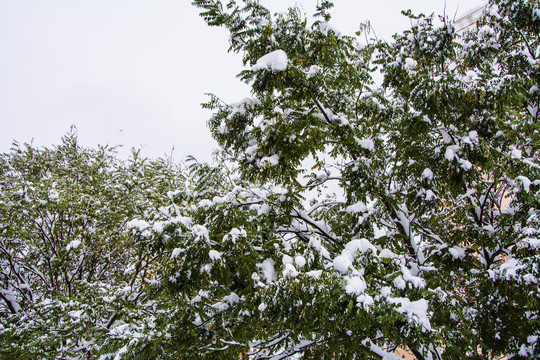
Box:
(0, 0, 484, 162)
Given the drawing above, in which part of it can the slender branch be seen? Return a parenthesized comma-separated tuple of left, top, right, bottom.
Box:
(313, 99, 334, 125)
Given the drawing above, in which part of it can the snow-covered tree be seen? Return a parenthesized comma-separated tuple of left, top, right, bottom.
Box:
(122, 0, 537, 358)
(0, 131, 185, 359)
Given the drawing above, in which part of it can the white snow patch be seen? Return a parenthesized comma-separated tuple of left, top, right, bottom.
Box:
(445, 145, 458, 161)
(357, 294, 374, 309)
(48, 189, 59, 200)
(260, 154, 279, 166)
(294, 255, 306, 268)
(345, 276, 366, 295)
(306, 270, 323, 279)
(333, 254, 353, 274)
(389, 297, 431, 331)
(318, 22, 342, 36)
(448, 246, 466, 259)
(511, 147, 522, 159)
(260, 258, 277, 284)
(463, 70, 478, 83)
(66, 240, 81, 251)
(283, 254, 294, 265)
(345, 238, 376, 254)
(228, 292, 240, 305)
(421, 168, 434, 180)
(209, 250, 222, 261)
(401, 266, 426, 289)
(357, 138, 375, 151)
(252, 50, 288, 71)
(405, 57, 418, 70)
(517, 176, 531, 193)
(528, 105, 539, 118)
(307, 65, 322, 78)
(346, 201, 368, 213)
(394, 276, 406, 290)
(282, 263, 299, 278)
(126, 219, 150, 231)
(459, 158, 472, 171)
(192, 225, 210, 242)
(171, 248, 183, 258)
(378, 249, 397, 259)
(198, 199, 213, 208)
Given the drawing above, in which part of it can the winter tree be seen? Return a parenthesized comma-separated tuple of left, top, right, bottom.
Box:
(0, 131, 185, 359)
(120, 0, 537, 358)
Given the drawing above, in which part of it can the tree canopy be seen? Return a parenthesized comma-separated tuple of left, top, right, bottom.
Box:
(1, 0, 539, 359)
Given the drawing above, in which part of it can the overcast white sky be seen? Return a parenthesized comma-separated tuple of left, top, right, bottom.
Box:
(0, 0, 485, 162)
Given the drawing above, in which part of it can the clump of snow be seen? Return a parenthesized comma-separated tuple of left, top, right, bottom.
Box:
(227, 292, 240, 305)
(346, 201, 368, 213)
(282, 263, 299, 278)
(209, 250, 222, 261)
(404, 58, 418, 70)
(448, 246, 466, 259)
(459, 158, 472, 171)
(490, 258, 526, 281)
(306, 270, 323, 279)
(378, 249, 397, 259)
(224, 228, 246, 243)
(424, 189, 436, 201)
(356, 138, 375, 151)
(283, 254, 294, 265)
(356, 294, 374, 310)
(516, 176, 531, 193)
(318, 22, 342, 37)
(126, 219, 150, 231)
(400, 266, 426, 289)
(152, 221, 165, 233)
(309, 237, 331, 259)
(333, 254, 353, 274)
(389, 297, 431, 332)
(463, 70, 478, 83)
(198, 199, 213, 208)
(422, 168, 434, 180)
(510, 147, 522, 159)
(295, 255, 306, 267)
(345, 238, 376, 254)
(445, 145, 458, 161)
(68, 310, 84, 319)
(66, 240, 81, 251)
(380, 286, 392, 298)
(345, 276, 366, 295)
(171, 248, 183, 258)
(48, 189, 59, 200)
(394, 276, 406, 290)
(252, 50, 288, 71)
(307, 65, 322, 78)
(528, 105, 539, 118)
(193, 315, 202, 326)
(192, 225, 210, 242)
(260, 258, 277, 283)
(519, 237, 540, 250)
(260, 154, 279, 166)
(251, 203, 271, 216)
